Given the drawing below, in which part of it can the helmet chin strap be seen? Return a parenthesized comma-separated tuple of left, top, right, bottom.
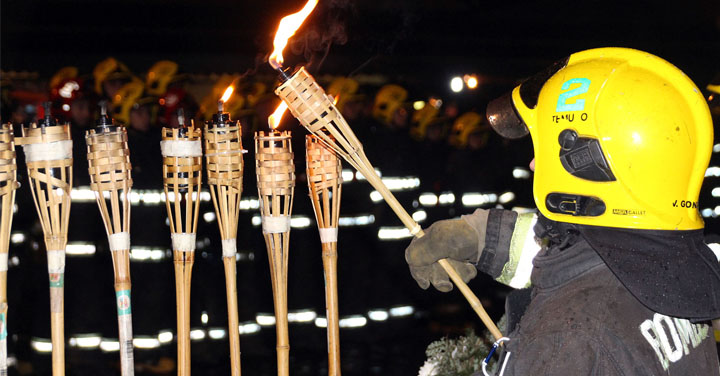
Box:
(534, 213, 582, 252)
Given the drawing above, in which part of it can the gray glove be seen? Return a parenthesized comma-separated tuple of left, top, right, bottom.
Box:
(405, 217, 482, 292)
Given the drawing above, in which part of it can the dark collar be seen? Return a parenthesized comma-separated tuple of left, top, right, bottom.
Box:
(530, 238, 605, 290)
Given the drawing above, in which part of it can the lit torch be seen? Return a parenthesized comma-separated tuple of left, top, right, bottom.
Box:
(267, 2, 503, 341)
(204, 86, 244, 376)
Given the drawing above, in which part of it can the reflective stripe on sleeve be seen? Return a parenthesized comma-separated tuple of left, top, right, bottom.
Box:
(496, 213, 541, 288)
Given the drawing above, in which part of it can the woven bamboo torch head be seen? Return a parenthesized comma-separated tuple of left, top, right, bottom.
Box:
(274, 68, 360, 164)
(86, 115, 133, 237)
(204, 108, 244, 256)
(161, 122, 203, 247)
(255, 131, 295, 225)
(204, 112, 243, 191)
(18, 107, 73, 250)
(306, 134, 341, 230)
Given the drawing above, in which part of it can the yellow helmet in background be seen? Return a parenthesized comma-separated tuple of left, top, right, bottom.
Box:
(707, 77, 720, 116)
(49, 67, 79, 90)
(708, 84, 720, 95)
(111, 79, 145, 125)
(327, 77, 360, 112)
(487, 47, 713, 230)
(94, 57, 133, 95)
(244, 82, 268, 108)
(449, 111, 485, 148)
(410, 98, 442, 140)
(373, 84, 407, 124)
(146, 60, 179, 96)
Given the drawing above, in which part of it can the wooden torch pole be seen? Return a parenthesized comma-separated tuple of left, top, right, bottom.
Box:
(306, 134, 342, 376)
(18, 106, 73, 375)
(255, 131, 295, 376)
(161, 117, 203, 376)
(0, 123, 17, 375)
(204, 107, 243, 375)
(86, 109, 135, 376)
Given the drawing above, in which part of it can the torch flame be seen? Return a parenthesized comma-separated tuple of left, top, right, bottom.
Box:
(268, 0, 319, 70)
(221, 85, 234, 103)
(268, 101, 289, 129)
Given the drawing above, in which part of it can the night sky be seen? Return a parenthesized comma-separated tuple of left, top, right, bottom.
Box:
(3, 0, 720, 85)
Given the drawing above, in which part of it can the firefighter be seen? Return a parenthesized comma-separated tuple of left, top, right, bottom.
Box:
(405, 47, 720, 375)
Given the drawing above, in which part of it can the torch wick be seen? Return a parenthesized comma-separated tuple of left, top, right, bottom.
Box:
(275, 66, 292, 82)
(218, 100, 224, 114)
(178, 108, 186, 127)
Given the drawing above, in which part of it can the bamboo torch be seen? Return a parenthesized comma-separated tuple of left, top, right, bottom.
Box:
(255, 120, 295, 376)
(17, 103, 73, 375)
(85, 105, 135, 375)
(204, 87, 243, 375)
(161, 111, 202, 376)
(306, 134, 342, 375)
(0, 123, 17, 375)
(266, 0, 503, 341)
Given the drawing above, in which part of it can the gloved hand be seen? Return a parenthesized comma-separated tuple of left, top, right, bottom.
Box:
(405, 217, 481, 292)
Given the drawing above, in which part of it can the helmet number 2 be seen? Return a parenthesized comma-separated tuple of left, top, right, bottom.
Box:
(556, 78, 591, 112)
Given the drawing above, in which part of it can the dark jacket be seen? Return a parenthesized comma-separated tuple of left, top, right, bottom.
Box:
(474, 209, 720, 375)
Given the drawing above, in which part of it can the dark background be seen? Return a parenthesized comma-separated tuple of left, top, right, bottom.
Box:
(2, 0, 720, 375)
(4, 0, 720, 94)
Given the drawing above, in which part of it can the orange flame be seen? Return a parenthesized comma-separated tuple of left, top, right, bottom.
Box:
(268, 101, 289, 129)
(268, 0, 319, 70)
(221, 85, 234, 103)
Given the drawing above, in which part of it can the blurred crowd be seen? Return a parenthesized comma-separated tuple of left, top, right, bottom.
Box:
(0, 57, 536, 198)
(0, 58, 535, 375)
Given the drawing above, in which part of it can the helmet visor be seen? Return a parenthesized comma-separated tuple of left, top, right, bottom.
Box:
(486, 92, 529, 139)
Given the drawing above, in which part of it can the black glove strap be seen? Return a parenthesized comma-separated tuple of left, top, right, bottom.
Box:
(478, 209, 517, 278)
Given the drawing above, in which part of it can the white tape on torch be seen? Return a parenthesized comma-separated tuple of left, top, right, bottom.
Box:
(160, 140, 202, 157)
(171, 233, 196, 252)
(261, 215, 290, 234)
(23, 140, 73, 162)
(222, 238, 237, 258)
(109, 232, 130, 252)
(318, 227, 338, 243)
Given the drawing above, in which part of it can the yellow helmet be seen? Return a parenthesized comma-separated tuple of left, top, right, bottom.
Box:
(49, 67, 78, 90)
(373, 84, 407, 124)
(449, 111, 486, 148)
(707, 76, 720, 116)
(487, 47, 713, 230)
(94, 57, 133, 95)
(146, 60, 178, 96)
(111, 79, 145, 125)
(327, 77, 360, 112)
(410, 98, 442, 140)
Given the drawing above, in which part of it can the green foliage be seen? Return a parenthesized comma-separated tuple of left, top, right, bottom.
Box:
(420, 315, 507, 376)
